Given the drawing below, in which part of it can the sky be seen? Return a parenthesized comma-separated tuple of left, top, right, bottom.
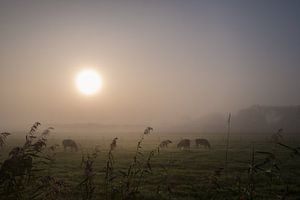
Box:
(0, 0, 300, 129)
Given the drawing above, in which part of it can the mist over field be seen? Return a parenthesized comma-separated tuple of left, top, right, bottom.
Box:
(1, 0, 300, 131)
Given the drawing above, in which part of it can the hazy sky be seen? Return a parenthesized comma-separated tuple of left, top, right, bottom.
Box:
(1, 0, 300, 129)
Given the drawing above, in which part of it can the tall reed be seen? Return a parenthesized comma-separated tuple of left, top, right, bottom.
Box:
(225, 113, 231, 176)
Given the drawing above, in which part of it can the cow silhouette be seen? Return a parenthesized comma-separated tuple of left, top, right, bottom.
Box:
(159, 140, 172, 148)
(177, 139, 190, 150)
(195, 138, 211, 149)
(62, 139, 78, 152)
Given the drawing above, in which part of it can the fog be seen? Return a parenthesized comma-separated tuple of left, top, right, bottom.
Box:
(1, 0, 300, 130)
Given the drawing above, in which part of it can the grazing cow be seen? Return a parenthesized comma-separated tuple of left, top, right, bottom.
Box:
(195, 138, 211, 149)
(177, 139, 190, 150)
(159, 140, 172, 148)
(62, 139, 78, 152)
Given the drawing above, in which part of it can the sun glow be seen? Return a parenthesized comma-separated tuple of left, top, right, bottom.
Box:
(75, 69, 102, 95)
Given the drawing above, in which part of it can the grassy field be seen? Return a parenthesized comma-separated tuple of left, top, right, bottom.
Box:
(1, 128, 299, 200)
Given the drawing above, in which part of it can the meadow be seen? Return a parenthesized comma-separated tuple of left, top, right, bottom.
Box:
(0, 124, 299, 200)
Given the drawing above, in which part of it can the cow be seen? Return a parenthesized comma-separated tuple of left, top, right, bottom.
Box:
(177, 139, 190, 150)
(195, 138, 211, 149)
(159, 140, 172, 148)
(62, 139, 78, 152)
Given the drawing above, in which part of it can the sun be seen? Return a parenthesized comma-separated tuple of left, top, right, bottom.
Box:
(75, 69, 102, 95)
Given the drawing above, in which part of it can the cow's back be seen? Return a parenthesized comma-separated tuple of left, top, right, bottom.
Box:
(177, 139, 190, 148)
(196, 138, 211, 148)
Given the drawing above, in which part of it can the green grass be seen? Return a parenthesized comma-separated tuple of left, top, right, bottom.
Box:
(1, 132, 300, 200)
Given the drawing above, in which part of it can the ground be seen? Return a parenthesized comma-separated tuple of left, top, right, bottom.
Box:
(1, 133, 300, 199)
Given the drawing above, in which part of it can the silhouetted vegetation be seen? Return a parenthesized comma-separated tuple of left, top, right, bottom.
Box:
(0, 123, 299, 200)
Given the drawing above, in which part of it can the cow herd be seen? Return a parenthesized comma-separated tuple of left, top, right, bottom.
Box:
(62, 138, 211, 152)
